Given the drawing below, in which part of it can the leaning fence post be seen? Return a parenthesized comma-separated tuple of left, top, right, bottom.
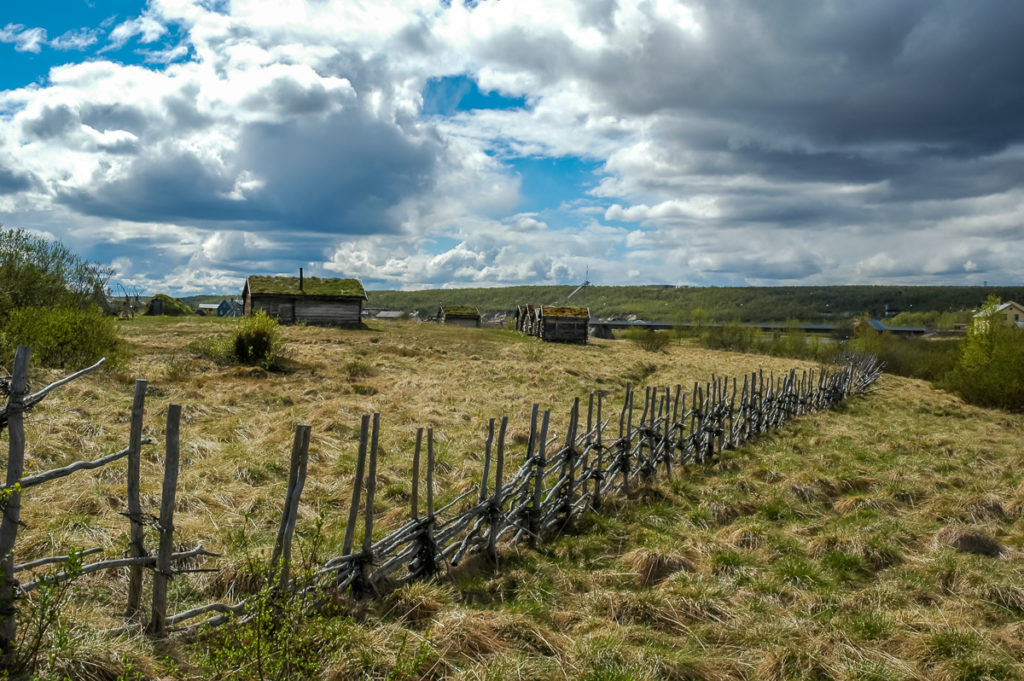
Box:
(529, 411, 550, 541)
(480, 419, 495, 503)
(592, 391, 604, 510)
(124, 379, 148, 621)
(147, 403, 181, 638)
(486, 417, 507, 565)
(0, 346, 30, 663)
(363, 414, 380, 557)
(273, 424, 312, 590)
(343, 415, 371, 556)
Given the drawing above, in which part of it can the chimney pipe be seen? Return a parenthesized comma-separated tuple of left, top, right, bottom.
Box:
(299, 267, 303, 292)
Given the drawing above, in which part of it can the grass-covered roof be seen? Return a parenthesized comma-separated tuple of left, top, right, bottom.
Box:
(143, 293, 194, 316)
(540, 306, 589, 318)
(246, 275, 366, 298)
(440, 305, 480, 317)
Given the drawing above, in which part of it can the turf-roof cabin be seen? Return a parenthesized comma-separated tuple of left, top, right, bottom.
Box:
(438, 305, 481, 328)
(243, 271, 366, 325)
(537, 306, 590, 344)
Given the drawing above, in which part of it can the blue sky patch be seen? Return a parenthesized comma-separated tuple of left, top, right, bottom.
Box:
(421, 75, 528, 116)
(0, 0, 188, 91)
(506, 155, 604, 215)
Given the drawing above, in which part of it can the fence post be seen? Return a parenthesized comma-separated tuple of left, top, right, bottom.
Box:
(342, 415, 370, 557)
(590, 392, 604, 510)
(529, 411, 550, 541)
(272, 424, 312, 590)
(363, 414, 380, 557)
(426, 428, 435, 519)
(147, 403, 181, 638)
(0, 346, 30, 664)
(486, 417, 507, 565)
(411, 428, 422, 521)
(480, 419, 495, 503)
(124, 379, 148, 621)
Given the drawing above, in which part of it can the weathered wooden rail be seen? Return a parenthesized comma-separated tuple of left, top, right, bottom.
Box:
(0, 345, 880, 654)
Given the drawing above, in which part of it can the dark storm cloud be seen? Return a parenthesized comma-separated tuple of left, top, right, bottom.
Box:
(585, 1, 1024, 152)
(236, 107, 439, 233)
(479, 0, 1024, 213)
(0, 164, 36, 194)
(57, 107, 438, 234)
(704, 251, 823, 280)
(23, 104, 78, 139)
(57, 150, 245, 222)
(241, 76, 337, 116)
(163, 89, 215, 132)
(79, 103, 150, 135)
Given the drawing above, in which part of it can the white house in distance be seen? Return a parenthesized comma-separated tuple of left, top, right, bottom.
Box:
(973, 301, 1024, 328)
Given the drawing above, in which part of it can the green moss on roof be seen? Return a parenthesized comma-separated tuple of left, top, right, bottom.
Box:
(143, 293, 194, 316)
(246, 276, 366, 298)
(441, 305, 480, 317)
(541, 306, 589, 318)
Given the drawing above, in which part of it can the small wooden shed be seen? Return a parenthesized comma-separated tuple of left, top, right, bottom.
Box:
(537, 306, 590, 344)
(242, 271, 366, 325)
(438, 305, 481, 328)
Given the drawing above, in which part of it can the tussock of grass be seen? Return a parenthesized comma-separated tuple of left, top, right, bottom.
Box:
(934, 525, 1006, 557)
(623, 548, 694, 587)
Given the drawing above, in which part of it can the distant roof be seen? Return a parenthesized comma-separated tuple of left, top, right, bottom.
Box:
(865, 319, 888, 331)
(440, 305, 480, 317)
(376, 310, 405, 319)
(974, 301, 1024, 317)
(197, 303, 219, 310)
(540, 306, 589, 318)
(245, 275, 366, 298)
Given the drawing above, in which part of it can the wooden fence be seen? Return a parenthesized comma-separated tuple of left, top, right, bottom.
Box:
(0, 345, 881, 656)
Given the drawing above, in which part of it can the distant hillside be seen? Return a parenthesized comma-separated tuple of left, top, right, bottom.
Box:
(365, 285, 1024, 323)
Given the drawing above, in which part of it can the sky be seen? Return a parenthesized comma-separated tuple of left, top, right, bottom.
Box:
(1, 0, 1022, 294)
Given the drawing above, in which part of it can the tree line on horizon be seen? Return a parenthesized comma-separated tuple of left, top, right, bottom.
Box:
(360, 284, 1022, 326)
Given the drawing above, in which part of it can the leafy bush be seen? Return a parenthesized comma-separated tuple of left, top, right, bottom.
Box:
(231, 311, 283, 368)
(940, 300, 1024, 411)
(845, 332, 959, 382)
(701, 322, 759, 353)
(1, 304, 125, 369)
(0, 227, 112, 320)
(344, 360, 377, 379)
(624, 327, 672, 352)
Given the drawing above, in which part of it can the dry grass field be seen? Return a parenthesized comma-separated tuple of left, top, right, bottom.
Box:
(7, 316, 1024, 680)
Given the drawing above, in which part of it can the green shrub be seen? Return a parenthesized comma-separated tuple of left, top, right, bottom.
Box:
(701, 322, 758, 352)
(845, 333, 958, 382)
(624, 327, 672, 352)
(939, 299, 1024, 411)
(1, 304, 125, 369)
(231, 310, 283, 368)
(344, 360, 377, 379)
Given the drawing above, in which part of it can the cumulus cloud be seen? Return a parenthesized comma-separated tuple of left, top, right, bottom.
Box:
(50, 28, 101, 51)
(0, 24, 47, 53)
(1, 0, 1023, 291)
